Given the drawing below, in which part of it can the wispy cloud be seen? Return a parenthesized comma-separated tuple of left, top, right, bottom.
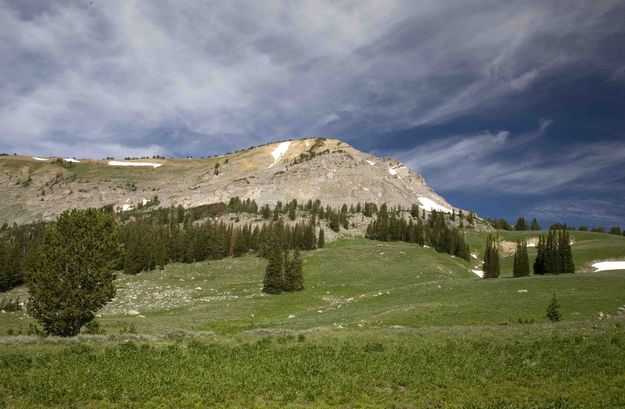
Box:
(530, 199, 625, 227)
(0, 1, 623, 157)
(396, 121, 625, 195)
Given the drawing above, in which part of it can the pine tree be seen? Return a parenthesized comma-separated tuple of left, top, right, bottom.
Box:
(559, 229, 575, 274)
(282, 250, 293, 291)
(514, 217, 528, 231)
(482, 234, 500, 278)
(27, 209, 122, 336)
(288, 206, 296, 221)
(262, 231, 284, 294)
(533, 235, 545, 275)
(513, 239, 529, 277)
(317, 228, 325, 248)
(546, 293, 561, 322)
(530, 218, 541, 231)
(290, 248, 304, 291)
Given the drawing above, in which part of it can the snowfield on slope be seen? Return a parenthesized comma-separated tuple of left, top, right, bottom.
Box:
(471, 269, 484, 278)
(108, 160, 162, 168)
(592, 261, 625, 272)
(269, 141, 290, 168)
(32, 157, 48, 161)
(418, 196, 452, 213)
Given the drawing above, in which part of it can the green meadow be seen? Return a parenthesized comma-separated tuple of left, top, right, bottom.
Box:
(1, 230, 624, 408)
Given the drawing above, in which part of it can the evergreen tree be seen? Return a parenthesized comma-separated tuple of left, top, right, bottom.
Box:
(262, 229, 284, 294)
(559, 229, 575, 274)
(290, 248, 304, 291)
(533, 235, 545, 275)
(482, 234, 500, 278)
(317, 228, 325, 248)
(530, 218, 541, 231)
(410, 204, 420, 218)
(533, 228, 575, 275)
(514, 217, 528, 231)
(513, 239, 530, 277)
(26, 209, 122, 336)
(546, 293, 561, 322)
(282, 250, 293, 291)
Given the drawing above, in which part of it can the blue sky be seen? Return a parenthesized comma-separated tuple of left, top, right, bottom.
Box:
(1, 1, 624, 227)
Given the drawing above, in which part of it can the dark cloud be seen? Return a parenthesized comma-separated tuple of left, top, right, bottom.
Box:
(0, 1, 624, 224)
(0, 1, 623, 157)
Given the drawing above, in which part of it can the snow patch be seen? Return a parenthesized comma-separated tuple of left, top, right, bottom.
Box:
(592, 261, 625, 272)
(269, 141, 290, 168)
(121, 199, 133, 212)
(108, 160, 161, 168)
(471, 269, 484, 278)
(388, 167, 397, 176)
(32, 157, 48, 161)
(367, 160, 375, 166)
(64, 158, 80, 163)
(418, 196, 452, 213)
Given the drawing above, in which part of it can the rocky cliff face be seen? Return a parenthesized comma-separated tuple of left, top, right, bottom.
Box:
(0, 138, 458, 225)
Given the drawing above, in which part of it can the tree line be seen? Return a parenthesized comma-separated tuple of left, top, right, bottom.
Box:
(365, 205, 471, 261)
(481, 227, 574, 279)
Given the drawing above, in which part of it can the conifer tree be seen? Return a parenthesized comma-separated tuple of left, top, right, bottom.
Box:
(290, 248, 304, 291)
(533, 235, 545, 275)
(514, 217, 528, 231)
(482, 234, 500, 278)
(27, 209, 122, 336)
(546, 293, 561, 322)
(559, 229, 575, 274)
(410, 204, 420, 218)
(530, 218, 541, 231)
(282, 250, 293, 291)
(317, 228, 325, 248)
(262, 230, 284, 294)
(513, 239, 529, 277)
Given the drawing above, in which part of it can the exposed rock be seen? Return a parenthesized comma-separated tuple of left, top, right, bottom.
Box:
(0, 138, 459, 225)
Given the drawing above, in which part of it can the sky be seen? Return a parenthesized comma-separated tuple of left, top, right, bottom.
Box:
(1, 1, 624, 227)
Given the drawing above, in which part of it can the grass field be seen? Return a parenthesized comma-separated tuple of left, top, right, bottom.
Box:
(1, 230, 624, 408)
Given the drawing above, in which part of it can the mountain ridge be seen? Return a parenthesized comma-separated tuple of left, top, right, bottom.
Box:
(0, 137, 460, 225)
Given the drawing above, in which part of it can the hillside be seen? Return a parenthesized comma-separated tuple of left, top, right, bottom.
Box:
(2, 232, 625, 407)
(0, 138, 456, 225)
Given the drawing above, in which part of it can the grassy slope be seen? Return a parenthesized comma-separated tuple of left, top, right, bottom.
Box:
(1, 231, 625, 407)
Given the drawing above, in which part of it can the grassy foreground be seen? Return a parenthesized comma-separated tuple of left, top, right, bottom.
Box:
(1, 230, 624, 408)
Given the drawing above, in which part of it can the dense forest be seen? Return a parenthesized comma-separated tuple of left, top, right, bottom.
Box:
(1, 195, 618, 293)
(365, 204, 471, 261)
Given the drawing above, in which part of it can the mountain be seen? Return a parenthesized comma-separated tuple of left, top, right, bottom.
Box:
(0, 138, 458, 225)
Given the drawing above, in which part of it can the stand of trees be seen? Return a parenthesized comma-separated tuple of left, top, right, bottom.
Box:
(512, 239, 530, 277)
(365, 205, 470, 261)
(487, 216, 541, 231)
(0, 223, 46, 292)
(117, 217, 320, 275)
(262, 223, 304, 294)
(533, 228, 575, 275)
(482, 234, 500, 278)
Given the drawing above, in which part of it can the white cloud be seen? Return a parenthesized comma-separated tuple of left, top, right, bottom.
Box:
(396, 121, 625, 195)
(0, 1, 623, 156)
